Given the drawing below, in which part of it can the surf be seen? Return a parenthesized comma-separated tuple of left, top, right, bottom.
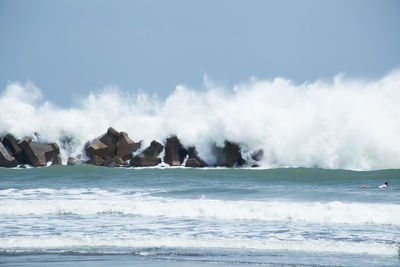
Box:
(1, 70, 400, 170)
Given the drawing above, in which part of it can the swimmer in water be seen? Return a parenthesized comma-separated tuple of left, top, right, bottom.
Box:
(378, 182, 388, 189)
(361, 182, 388, 189)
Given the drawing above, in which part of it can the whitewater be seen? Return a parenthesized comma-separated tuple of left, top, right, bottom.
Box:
(1, 71, 400, 170)
(0, 167, 399, 266)
(1, 72, 400, 266)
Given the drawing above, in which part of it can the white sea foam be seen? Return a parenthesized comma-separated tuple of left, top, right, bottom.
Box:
(0, 236, 397, 256)
(1, 71, 400, 169)
(0, 189, 399, 225)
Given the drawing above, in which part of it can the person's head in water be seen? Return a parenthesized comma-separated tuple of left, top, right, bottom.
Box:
(378, 182, 389, 188)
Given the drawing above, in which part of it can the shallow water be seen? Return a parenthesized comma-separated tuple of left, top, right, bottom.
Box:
(0, 166, 399, 266)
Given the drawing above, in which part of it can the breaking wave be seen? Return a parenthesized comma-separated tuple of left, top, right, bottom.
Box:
(1, 188, 399, 225)
(0, 237, 397, 256)
(1, 71, 400, 170)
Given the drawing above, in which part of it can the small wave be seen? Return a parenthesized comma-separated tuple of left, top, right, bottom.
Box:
(0, 236, 397, 256)
(0, 191, 399, 225)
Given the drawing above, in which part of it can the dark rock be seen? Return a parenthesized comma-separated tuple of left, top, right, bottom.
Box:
(86, 128, 119, 160)
(44, 143, 60, 162)
(142, 140, 164, 158)
(0, 141, 18, 167)
(213, 141, 245, 167)
(103, 157, 116, 167)
(164, 136, 188, 166)
(86, 128, 141, 167)
(98, 127, 120, 156)
(67, 157, 77, 166)
(86, 140, 109, 159)
(89, 154, 104, 166)
(29, 141, 59, 166)
(130, 140, 164, 167)
(130, 156, 162, 167)
(2, 134, 27, 164)
(102, 156, 125, 167)
(18, 137, 46, 167)
(51, 155, 62, 166)
(116, 132, 141, 160)
(251, 149, 264, 161)
(185, 147, 207, 167)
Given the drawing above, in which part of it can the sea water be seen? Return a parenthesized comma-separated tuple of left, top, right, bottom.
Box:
(0, 166, 398, 266)
(1, 71, 400, 266)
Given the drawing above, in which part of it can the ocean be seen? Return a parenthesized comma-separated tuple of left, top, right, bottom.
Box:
(0, 166, 398, 266)
(1, 70, 400, 266)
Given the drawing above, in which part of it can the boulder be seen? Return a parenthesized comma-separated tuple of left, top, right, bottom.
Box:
(86, 128, 141, 167)
(67, 157, 77, 166)
(103, 156, 128, 168)
(89, 154, 104, 166)
(116, 132, 141, 160)
(1, 134, 27, 164)
(29, 141, 59, 166)
(98, 127, 120, 156)
(251, 149, 264, 161)
(164, 136, 188, 166)
(0, 141, 18, 167)
(213, 141, 245, 167)
(185, 147, 207, 168)
(130, 140, 164, 167)
(103, 157, 116, 167)
(51, 155, 62, 166)
(86, 139, 109, 159)
(44, 143, 60, 162)
(17, 137, 47, 167)
(86, 127, 119, 160)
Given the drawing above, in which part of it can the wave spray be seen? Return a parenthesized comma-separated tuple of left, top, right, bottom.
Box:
(1, 71, 400, 170)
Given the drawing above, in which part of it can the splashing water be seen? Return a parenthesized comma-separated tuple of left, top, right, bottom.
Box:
(1, 71, 400, 170)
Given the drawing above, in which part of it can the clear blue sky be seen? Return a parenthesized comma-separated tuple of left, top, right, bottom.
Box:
(0, 0, 399, 106)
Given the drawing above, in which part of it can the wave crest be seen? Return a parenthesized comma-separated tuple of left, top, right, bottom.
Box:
(1, 71, 400, 170)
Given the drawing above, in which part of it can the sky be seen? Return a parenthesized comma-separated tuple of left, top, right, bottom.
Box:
(0, 0, 399, 107)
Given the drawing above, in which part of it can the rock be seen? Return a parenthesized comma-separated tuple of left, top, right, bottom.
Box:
(164, 136, 188, 166)
(213, 141, 245, 167)
(130, 140, 164, 167)
(89, 154, 104, 166)
(251, 149, 264, 161)
(102, 156, 125, 167)
(18, 137, 46, 167)
(29, 141, 59, 166)
(86, 127, 119, 160)
(103, 157, 116, 167)
(142, 140, 164, 158)
(0, 141, 18, 167)
(1, 134, 27, 164)
(86, 128, 141, 167)
(44, 143, 60, 162)
(67, 157, 78, 166)
(98, 127, 120, 156)
(51, 155, 62, 166)
(116, 132, 141, 160)
(185, 147, 207, 168)
(86, 139, 109, 159)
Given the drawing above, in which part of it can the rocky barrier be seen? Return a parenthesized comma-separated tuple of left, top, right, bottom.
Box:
(0, 127, 263, 168)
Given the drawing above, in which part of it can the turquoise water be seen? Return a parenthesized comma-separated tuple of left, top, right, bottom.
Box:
(0, 166, 399, 266)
